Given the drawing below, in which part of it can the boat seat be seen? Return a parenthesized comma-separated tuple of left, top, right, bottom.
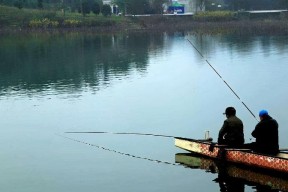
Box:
(225, 148, 252, 151)
(277, 152, 288, 159)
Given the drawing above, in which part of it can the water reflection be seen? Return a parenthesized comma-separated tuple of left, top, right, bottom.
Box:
(187, 33, 288, 58)
(175, 153, 288, 192)
(1, 32, 288, 99)
(0, 32, 165, 98)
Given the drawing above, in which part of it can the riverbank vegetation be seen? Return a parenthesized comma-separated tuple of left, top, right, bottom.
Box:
(0, 4, 123, 28)
(1, 3, 288, 35)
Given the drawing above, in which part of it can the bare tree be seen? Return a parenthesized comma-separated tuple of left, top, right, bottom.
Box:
(196, 0, 205, 12)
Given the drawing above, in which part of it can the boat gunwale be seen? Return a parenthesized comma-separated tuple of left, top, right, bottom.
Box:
(175, 137, 288, 160)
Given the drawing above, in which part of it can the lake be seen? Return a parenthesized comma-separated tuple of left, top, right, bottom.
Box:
(0, 32, 288, 192)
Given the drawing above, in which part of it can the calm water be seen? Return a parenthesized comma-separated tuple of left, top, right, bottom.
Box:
(0, 32, 288, 192)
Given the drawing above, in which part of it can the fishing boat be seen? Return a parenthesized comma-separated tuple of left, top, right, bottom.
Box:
(175, 137, 288, 174)
(175, 153, 288, 191)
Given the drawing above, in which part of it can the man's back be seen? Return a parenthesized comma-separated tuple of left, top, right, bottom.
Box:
(218, 115, 244, 146)
(252, 115, 279, 154)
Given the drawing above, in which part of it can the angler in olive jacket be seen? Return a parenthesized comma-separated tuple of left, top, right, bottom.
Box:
(218, 107, 244, 147)
(251, 110, 279, 155)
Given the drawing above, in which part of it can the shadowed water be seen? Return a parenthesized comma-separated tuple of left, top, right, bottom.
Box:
(0, 32, 288, 192)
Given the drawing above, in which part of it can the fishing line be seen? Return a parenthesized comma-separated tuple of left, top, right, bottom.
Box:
(57, 134, 180, 167)
(186, 39, 258, 122)
(65, 131, 175, 138)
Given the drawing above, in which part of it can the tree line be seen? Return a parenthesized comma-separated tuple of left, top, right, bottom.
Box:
(222, 0, 288, 11)
(0, 0, 112, 16)
(0, 0, 169, 15)
(0, 0, 288, 15)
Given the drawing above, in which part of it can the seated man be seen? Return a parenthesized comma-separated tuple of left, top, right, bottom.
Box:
(251, 109, 279, 155)
(218, 107, 244, 147)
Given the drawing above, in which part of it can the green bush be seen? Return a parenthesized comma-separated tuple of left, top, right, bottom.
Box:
(0, 4, 126, 29)
(63, 19, 82, 27)
(29, 18, 59, 28)
(101, 4, 111, 17)
(41, 11, 56, 19)
(92, 2, 101, 15)
(13, 1, 23, 9)
(28, 19, 42, 28)
(194, 11, 236, 21)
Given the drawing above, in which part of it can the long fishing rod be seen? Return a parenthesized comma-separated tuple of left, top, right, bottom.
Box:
(186, 39, 258, 122)
(62, 132, 288, 151)
(57, 134, 180, 166)
(65, 131, 175, 138)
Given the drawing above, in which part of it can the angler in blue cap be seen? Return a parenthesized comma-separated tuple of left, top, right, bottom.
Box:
(251, 109, 279, 155)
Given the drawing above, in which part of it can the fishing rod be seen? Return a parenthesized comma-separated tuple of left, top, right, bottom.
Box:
(62, 132, 288, 151)
(186, 39, 258, 122)
(57, 134, 180, 167)
(65, 131, 175, 138)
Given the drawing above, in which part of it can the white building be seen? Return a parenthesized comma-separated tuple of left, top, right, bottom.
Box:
(173, 0, 205, 14)
(102, 0, 112, 5)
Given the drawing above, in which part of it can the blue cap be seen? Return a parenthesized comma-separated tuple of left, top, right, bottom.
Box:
(259, 110, 268, 117)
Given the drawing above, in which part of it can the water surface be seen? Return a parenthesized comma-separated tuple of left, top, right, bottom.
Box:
(0, 32, 288, 192)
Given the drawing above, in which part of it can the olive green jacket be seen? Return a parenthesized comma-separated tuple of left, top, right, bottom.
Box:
(218, 116, 244, 146)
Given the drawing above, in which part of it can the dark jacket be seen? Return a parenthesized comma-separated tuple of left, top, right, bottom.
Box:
(252, 115, 279, 155)
(218, 116, 244, 146)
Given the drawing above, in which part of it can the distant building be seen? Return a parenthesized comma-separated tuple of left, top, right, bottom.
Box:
(166, 0, 206, 14)
(102, 0, 112, 5)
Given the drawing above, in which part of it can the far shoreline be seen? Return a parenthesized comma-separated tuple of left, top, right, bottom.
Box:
(1, 4, 288, 36)
(0, 12, 288, 35)
(1, 19, 288, 36)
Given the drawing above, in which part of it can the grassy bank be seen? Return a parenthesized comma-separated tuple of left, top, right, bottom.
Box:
(1, 5, 288, 35)
(0, 5, 131, 30)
